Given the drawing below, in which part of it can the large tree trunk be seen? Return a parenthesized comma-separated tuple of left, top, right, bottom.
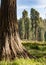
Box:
(0, 0, 33, 60)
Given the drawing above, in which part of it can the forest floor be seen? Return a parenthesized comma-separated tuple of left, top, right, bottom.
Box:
(23, 41, 46, 58)
(0, 41, 46, 65)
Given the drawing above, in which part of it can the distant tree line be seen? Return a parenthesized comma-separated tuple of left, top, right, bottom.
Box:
(18, 8, 46, 41)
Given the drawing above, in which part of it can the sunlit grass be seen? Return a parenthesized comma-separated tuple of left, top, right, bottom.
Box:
(0, 41, 46, 65)
(22, 42, 46, 58)
(21, 40, 46, 44)
(0, 58, 46, 65)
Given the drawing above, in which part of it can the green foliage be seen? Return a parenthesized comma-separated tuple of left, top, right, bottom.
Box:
(19, 18, 25, 39)
(31, 8, 39, 20)
(18, 8, 46, 41)
(44, 32, 46, 41)
(19, 9, 32, 40)
(22, 9, 28, 19)
(24, 17, 32, 40)
(31, 8, 40, 40)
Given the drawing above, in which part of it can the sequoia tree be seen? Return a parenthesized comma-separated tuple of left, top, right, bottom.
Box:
(0, 0, 32, 60)
(31, 8, 39, 41)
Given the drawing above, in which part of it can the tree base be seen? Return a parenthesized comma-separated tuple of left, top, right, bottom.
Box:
(0, 32, 35, 60)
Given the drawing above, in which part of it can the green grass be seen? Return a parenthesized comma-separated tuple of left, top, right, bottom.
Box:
(0, 42, 46, 65)
(23, 42, 46, 58)
(0, 58, 46, 65)
(21, 40, 46, 44)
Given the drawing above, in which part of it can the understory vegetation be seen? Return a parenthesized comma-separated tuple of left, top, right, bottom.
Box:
(0, 42, 46, 65)
(23, 42, 46, 58)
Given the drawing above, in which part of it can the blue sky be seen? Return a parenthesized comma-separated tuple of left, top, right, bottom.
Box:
(17, 0, 46, 19)
(0, 0, 46, 19)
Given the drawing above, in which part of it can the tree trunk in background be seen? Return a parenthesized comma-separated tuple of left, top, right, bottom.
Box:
(0, 0, 32, 60)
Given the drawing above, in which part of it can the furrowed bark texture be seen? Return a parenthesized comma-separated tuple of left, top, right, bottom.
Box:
(0, 0, 33, 60)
